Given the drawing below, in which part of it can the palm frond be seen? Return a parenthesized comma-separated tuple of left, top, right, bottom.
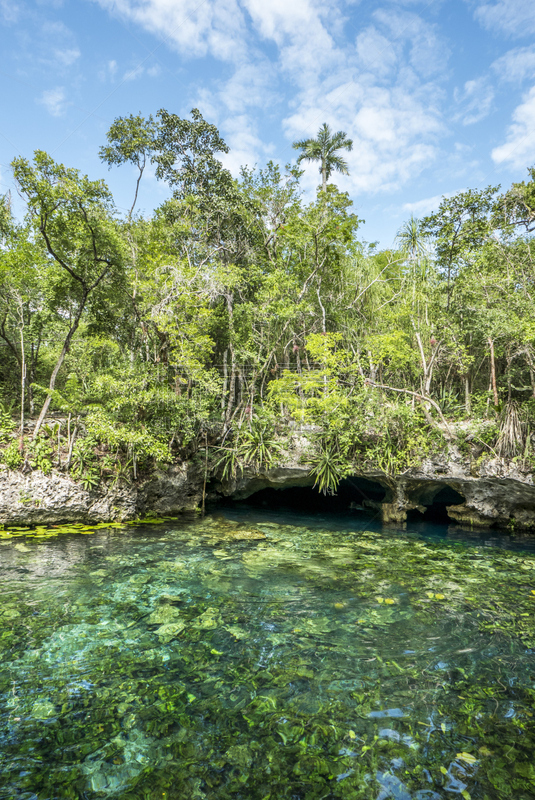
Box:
(325, 155, 350, 179)
(330, 131, 353, 152)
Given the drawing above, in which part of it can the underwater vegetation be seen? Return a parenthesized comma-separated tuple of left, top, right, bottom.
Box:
(1, 514, 535, 799)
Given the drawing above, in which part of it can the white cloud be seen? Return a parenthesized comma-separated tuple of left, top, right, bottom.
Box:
(492, 45, 535, 83)
(93, 0, 449, 197)
(194, 87, 222, 126)
(453, 77, 494, 125)
(473, 0, 535, 38)
(285, 80, 443, 195)
(492, 85, 535, 169)
(99, 59, 118, 82)
(0, 0, 21, 23)
(124, 64, 145, 81)
(54, 47, 81, 66)
(38, 86, 69, 116)
(122, 62, 161, 81)
(402, 190, 459, 216)
(41, 21, 81, 70)
(356, 26, 398, 77)
(243, 0, 341, 80)
(217, 60, 277, 113)
(371, 8, 450, 78)
(248, 5, 448, 195)
(219, 114, 273, 173)
(94, 0, 248, 62)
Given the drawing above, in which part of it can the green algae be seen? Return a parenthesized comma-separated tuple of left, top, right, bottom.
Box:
(1, 516, 535, 798)
(0, 519, 148, 540)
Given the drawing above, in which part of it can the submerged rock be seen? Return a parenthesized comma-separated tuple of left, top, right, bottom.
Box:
(148, 605, 183, 625)
(191, 607, 221, 629)
(156, 622, 186, 642)
(31, 699, 56, 719)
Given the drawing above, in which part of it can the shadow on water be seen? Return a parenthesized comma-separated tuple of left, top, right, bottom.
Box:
(217, 479, 535, 554)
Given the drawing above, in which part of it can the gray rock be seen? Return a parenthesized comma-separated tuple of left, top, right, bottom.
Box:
(217, 441, 535, 530)
(2, 434, 535, 530)
(0, 461, 201, 526)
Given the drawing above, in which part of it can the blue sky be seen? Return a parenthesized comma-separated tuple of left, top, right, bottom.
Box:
(1, 0, 534, 246)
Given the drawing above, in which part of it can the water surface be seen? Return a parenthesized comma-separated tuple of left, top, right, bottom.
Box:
(1, 511, 535, 799)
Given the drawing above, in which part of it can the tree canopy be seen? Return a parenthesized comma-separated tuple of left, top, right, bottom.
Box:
(1, 107, 535, 489)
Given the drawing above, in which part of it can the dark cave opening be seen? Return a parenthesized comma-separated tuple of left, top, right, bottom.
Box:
(407, 485, 465, 524)
(227, 477, 388, 514)
(222, 479, 467, 526)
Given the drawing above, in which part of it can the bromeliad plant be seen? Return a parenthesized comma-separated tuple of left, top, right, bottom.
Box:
(214, 414, 285, 482)
(307, 441, 345, 495)
(237, 416, 285, 470)
(69, 435, 100, 489)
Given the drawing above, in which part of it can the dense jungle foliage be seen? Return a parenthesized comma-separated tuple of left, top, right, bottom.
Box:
(1, 109, 535, 489)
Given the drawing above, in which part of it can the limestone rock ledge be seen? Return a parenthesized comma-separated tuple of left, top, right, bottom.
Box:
(220, 449, 535, 530)
(2, 447, 535, 530)
(0, 464, 202, 526)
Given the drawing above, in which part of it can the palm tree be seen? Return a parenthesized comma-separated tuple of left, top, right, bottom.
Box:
(395, 214, 428, 261)
(395, 214, 430, 302)
(293, 123, 353, 192)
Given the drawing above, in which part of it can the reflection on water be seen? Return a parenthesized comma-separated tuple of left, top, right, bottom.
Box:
(1, 510, 535, 799)
(221, 498, 535, 553)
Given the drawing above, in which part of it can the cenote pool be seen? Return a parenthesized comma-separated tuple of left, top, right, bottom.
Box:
(2, 508, 535, 799)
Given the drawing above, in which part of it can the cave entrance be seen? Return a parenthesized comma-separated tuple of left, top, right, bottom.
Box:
(230, 477, 388, 514)
(408, 485, 465, 524)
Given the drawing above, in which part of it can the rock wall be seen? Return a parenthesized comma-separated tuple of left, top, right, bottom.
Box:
(2, 443, 535, 530)
(219, 446, 535, 530)
(0, 464, 202, 526)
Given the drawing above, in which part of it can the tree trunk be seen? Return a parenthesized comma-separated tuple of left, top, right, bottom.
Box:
(488, 337, 499, 408)
(317, 287, 326, 334)
(224, 295, 235, 425)
(226, 361, 236, 425)
(464, 374, 471, 416)
(506, 346, 513, 402)
(221, 348, 228, 414)
(19, 326, 25, 451)
(415, 331, 440, 396)
(32, 293, 88, 440)
(524, 348, 535, 398)
(365, 379, 453, 438)
(65, 421, 79, 470)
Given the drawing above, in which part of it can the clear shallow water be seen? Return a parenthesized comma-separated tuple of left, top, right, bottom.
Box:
(1, 512, 535, 800)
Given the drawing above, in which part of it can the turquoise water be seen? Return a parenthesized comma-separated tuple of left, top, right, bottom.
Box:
(2, 510, 535, 799)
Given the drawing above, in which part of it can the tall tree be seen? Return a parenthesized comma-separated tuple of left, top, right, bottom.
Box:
(153, 108, 232, 202)
(99, 112, 157, 219)
(293, 123, 353, 192)
(421, 186, 498, 311)
(12, 151, 125, 438)
(498, 165, 535, 233)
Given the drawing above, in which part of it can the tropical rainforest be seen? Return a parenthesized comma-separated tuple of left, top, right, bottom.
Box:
(0, 108, 535, 491)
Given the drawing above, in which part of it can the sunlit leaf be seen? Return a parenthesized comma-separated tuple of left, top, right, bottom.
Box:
(457, 752, 478, 765)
